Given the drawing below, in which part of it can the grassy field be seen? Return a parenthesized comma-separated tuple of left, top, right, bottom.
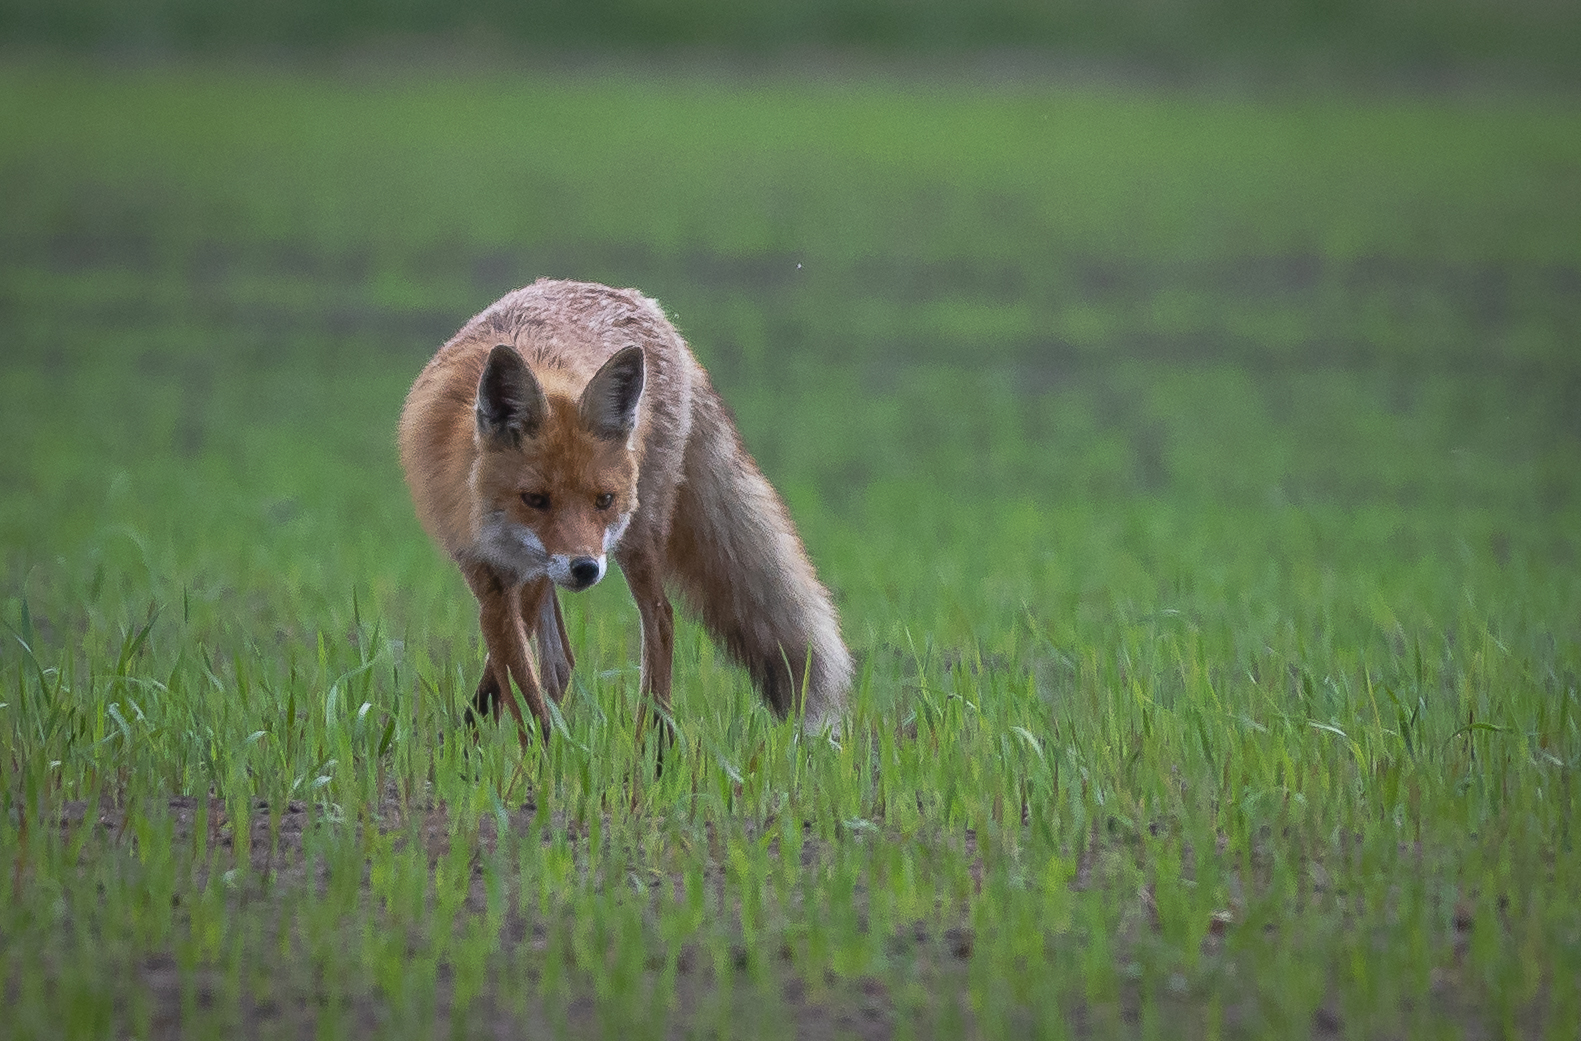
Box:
(2, 57, 1580, 1038)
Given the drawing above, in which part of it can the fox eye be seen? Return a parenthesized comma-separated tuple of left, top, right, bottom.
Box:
(594, 492, 615, 511)
(522, 492, 550, 510)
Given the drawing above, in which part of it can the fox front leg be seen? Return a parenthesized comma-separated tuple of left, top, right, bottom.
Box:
(470, 653, 503, 724)
(465, 563, 550, 742)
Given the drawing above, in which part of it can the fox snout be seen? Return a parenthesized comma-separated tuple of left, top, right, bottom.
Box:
(551, 554, 606, 592)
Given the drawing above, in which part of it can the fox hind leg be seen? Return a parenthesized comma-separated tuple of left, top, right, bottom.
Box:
(534, 588, 574, 702)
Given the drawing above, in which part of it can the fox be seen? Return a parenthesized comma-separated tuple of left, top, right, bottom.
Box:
(398, 278, 852, 745)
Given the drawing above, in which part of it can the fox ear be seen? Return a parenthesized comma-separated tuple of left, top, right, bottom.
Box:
(580, 345, 645, 442)
(476, 345, 547, 447)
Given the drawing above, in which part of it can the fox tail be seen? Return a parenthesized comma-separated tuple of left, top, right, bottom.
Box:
(666, 382, 853, 729)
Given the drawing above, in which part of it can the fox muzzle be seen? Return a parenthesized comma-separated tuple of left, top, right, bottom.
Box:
(552, 554, 606, 591)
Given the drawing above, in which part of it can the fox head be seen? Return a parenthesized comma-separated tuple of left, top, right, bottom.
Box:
(471, 344, 645, 591)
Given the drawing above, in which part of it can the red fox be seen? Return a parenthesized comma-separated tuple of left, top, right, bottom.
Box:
(398, 278, 851, 744)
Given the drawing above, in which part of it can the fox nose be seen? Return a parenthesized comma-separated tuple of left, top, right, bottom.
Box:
(567, 556, 602, 590)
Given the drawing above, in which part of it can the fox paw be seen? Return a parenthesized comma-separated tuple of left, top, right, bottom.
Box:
(540, 658, 572, 702)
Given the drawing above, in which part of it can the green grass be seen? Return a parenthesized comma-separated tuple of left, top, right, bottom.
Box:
(2, 57, 1579, 1038)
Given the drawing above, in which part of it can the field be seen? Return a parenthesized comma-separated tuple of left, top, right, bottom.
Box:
(2, 57, 1580, 1038)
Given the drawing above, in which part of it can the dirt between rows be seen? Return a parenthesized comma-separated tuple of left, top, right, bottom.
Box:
(29, 791, 1518, 1039)
(40, 793, 944, 1039)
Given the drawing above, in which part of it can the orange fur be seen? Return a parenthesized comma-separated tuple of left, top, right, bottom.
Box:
(398, 278, 852, 743)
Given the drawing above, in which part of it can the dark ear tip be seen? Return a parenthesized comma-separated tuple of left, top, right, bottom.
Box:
(485, 344, 524, 370)
(617, 344, 646, 381)
(613, 344, 644, 371)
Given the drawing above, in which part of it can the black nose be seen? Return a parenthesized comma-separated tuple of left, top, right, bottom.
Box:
(568, 557, 601, 588)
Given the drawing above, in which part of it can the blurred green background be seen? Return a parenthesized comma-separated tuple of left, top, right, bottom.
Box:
(4, 0, 1580, 83)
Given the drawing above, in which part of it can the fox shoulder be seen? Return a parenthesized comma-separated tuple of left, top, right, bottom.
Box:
(398, 343, 493, 557)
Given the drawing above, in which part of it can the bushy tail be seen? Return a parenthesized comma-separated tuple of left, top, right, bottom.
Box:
(665, 384, 852, 729)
